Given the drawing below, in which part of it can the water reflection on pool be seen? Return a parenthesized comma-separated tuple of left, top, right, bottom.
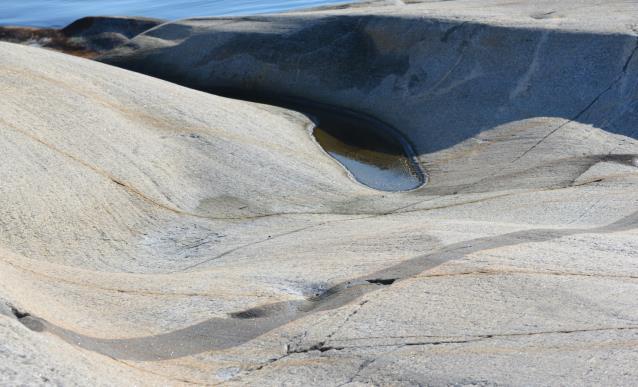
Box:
(311, 109, 425, 191)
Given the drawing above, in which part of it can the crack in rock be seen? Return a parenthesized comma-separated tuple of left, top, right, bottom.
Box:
(14, 207, 638, 361)
(513, 37, 638, 162)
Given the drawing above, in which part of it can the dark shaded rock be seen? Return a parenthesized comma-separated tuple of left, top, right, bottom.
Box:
(80, 32, 130, 51)
(0, 16, 164, 58)
(0, 26, 98, 57)
(62, 16, 164, 39)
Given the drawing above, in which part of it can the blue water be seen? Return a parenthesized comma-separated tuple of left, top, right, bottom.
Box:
(0, 0, 354, 27)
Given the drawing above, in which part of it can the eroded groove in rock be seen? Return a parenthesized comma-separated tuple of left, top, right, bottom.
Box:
(18, 208, 638, 361)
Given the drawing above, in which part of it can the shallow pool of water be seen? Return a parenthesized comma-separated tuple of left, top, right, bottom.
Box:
(311, 109, 425, 192)
(0, 0, 355, 27)
(211, 90, 425, 192)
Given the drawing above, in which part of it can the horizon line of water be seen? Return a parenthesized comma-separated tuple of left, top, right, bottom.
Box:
(1, 0, 355, 28)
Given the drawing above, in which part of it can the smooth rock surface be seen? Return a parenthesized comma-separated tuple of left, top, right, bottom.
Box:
(2, 0, 638, 385)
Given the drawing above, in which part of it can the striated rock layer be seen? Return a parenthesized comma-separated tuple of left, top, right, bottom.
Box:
(2, 0, 638, 385)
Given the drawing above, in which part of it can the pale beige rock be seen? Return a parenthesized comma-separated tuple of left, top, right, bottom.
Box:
(2, 0, 638, 385)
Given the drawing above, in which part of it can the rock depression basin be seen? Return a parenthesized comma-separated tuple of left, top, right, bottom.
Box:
(2, 0, 638, 385)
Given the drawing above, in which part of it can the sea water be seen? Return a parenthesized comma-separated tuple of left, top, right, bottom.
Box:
(1, 0, 354, 27)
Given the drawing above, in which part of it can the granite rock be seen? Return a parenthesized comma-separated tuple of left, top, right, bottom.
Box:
(2, 0, 638, 385)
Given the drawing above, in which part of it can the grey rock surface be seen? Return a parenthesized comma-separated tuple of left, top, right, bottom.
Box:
(2, 0, 638, 385)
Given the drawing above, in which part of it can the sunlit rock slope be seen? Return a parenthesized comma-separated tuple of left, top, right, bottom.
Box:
(2, 0, 638, 385)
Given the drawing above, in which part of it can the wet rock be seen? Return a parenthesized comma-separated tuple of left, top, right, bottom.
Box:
(76, 31, 129, 51)
(0, 16, 163, 57)
(0, 26, 95, 56)
(61, 16, 164, 39)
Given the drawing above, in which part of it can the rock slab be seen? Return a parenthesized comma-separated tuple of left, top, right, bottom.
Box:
(2, 0, 638, 385)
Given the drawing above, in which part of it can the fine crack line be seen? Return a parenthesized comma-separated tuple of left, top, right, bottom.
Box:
(236, 325, 638, 382)
(321, 325, 638, 351)
(234, 340, 326, 382)
(178, 222, 330, 271)
(14, 207, 638, 363)
(325, 300, 370, 342)
(0, 117, 207, 219)
(175, 176, 612, 272)
(0, 117, 373, 223)
(0, 258, 276, 299)
(106, 356, 203, 386)
(413, 269, 638, 281)
(513, 91, 614, 162)
(234, 303, 374, 383)
(566, 197, 603, 225)
(337, 358, 375, 387)
(512, 37, 638, 162)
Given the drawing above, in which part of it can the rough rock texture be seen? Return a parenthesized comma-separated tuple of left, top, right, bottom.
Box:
(2, 0, 638, 385)
(0, 16, 164, 58)
(62, 16, 165, 40)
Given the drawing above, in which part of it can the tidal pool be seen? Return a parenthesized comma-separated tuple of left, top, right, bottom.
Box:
(310, 108, 425, 191)
(212, 90, 426, 192)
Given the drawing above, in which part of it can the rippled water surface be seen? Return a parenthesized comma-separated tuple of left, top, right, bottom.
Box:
(1, 0, 354, 27)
